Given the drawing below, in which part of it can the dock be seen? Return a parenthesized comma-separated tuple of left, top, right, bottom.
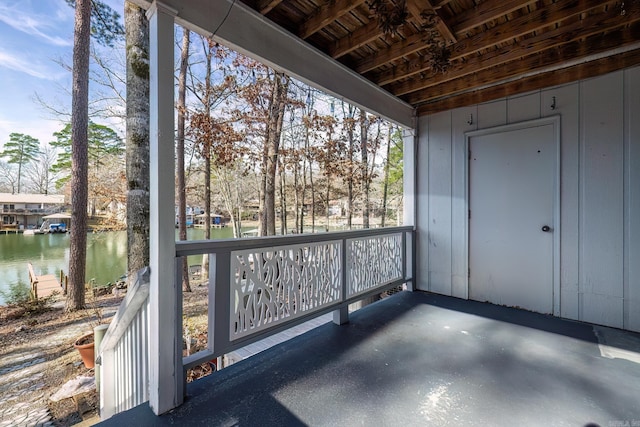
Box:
(28, 263, 65, 299)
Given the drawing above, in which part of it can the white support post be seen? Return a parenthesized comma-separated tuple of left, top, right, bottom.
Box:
(147, 1, 182, 415)
(334, 239, 349, 325)
(99, 348, 115, 419)
(403, 117, 418, 291)
(402, 119, 417, 228)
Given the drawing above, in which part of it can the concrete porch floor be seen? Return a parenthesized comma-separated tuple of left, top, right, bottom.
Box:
(100, 291, 640, 426)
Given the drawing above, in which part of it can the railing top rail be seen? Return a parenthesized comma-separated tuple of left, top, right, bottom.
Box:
(98, 267, 150, 356)
(175, 225, 414, 257)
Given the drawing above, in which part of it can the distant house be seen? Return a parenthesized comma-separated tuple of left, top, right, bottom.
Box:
(175, 206, 203, 228)
(0, 193, 66, 229)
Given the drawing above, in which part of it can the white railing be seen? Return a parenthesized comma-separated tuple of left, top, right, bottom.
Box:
(98, 267, 150, 420)
(97, 227, 414, 420)
(177, 226, 415, 370)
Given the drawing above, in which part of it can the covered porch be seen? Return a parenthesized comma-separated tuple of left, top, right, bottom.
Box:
(99, 0, 640, 422)
(101, 290, 640, 426)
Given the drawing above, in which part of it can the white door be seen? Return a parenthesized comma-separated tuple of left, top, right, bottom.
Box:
(468, 120, 557, 314)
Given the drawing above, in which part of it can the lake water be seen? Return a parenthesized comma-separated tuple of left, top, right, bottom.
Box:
(0, 227, 240, 305)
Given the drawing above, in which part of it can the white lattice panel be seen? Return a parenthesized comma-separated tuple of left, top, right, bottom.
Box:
(231, 241, 342, 340)
(347, 233, 403, 297)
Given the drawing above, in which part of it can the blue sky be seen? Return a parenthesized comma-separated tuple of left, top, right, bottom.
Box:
(0, 0, 123, 150)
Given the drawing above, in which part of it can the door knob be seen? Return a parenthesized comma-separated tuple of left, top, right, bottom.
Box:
(541, 225, 551, 232)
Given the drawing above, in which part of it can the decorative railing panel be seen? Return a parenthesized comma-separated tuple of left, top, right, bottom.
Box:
(231, 240, 342, 340)
(174, 227, 413, 365)
(347, 233, 404, 297)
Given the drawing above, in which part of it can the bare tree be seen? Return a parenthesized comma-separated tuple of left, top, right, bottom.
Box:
(261, 72, 289, 236)
(0, 161, 17, 194)
(342, 102, 356, 229)
(177, 28, 191, 292)
(24, 146, 59, 194)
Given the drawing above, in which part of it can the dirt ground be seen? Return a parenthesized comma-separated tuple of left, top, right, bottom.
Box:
(0, 280, 210, 426)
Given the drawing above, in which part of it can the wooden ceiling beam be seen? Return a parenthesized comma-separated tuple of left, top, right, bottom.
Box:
(352, 0, 538, 74)
(391, 5, 640, 97)
(450, 0, 538, 34)
(256, 0, 283, 15)
(354, 32, 429, 74)
(298, 0, 367, 39)
(416, 49, 640, 115)
(405, 23, 640, 105)
(330, 0, 457, 59)
(330, 20, 380, 59)
(406, 0, 457, 44)
(371, 0, 617, 86)
(431, 0, 454, 9)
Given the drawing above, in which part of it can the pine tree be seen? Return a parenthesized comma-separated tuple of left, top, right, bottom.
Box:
(1, 133, 41, 193)
(66, 0, 124, 311)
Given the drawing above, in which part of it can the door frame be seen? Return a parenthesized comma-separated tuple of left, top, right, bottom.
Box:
(464, 116, 561, 316)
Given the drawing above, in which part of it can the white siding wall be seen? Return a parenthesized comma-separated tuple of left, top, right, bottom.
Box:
(416, 66, 640, 331)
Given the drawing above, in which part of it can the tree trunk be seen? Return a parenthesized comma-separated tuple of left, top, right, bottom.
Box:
(325, 173, 330, 232)
(67, 0, 91, 311)
(381, 125, 392, 228)
(16, 156, 22, 194)
(279, 156, 287, 235)
(201, 39, 213, 280)
(125, 2, 150, 284)
(344, 102, 354, 230)
(262, 72, 288, 236)
(360, 109, 370, 229)
(177, 29, 191, 292)
(293, 154, 300, 233)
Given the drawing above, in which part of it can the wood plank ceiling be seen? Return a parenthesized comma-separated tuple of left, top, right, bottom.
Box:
(239, 0, 640, 115)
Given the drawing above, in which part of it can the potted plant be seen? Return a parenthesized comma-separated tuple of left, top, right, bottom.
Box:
(73, 282, 110, 369)
(74, 332, 96, 369)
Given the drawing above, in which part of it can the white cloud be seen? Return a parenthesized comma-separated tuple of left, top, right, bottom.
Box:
(0, 49, 54, 80)
(0, 3, 72, 47)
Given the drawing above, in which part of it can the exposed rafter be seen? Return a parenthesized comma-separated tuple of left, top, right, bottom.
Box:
(406, 0, 456, 44)
(406, 23, 640, 105)
(417, 49, 640, 115)
(231, 0, 640, 116)
(394, 6, 640, 100)
(330, 20, 380, 58)
(298, 0, 367, 39)
(448, 0, 539, 34)
(371, 0, 619, 87)
(257, 0, 283, 14)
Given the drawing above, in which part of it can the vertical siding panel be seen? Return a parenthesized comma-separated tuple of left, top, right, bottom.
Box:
(543, 84, 581, 321)
(625, 66, 640, 332)
(478, 99, 507, 128)
(451, 106, 477, 298)
(428, 111, 453, 295)
(579, 72, 624, 328)
(507, 92, 541, 123)
(416, 116, 430, 291)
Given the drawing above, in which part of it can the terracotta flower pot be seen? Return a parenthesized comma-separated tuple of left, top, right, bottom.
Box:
(74, 332, 95, 369)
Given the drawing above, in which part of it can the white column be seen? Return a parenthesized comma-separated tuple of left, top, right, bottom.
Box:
(403, 116, 418, 291)
(402, 117, 417, 227)
(147, 1, 182, 415)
